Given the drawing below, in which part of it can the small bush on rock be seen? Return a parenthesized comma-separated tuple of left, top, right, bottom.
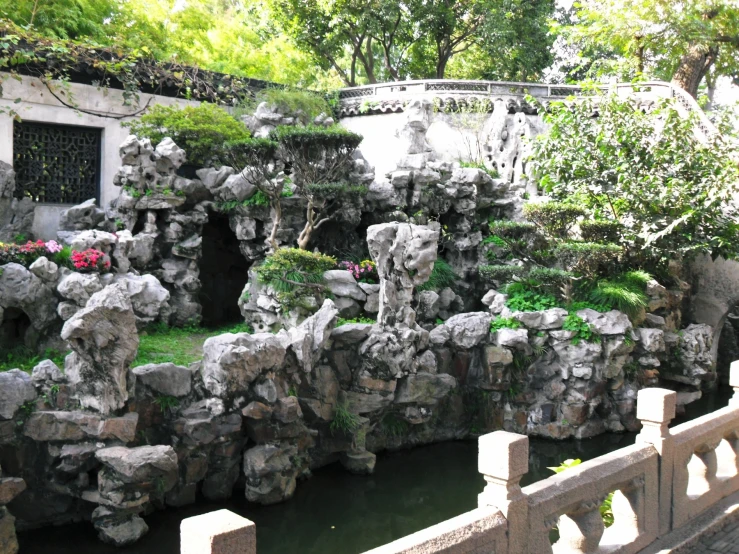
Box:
(70, 249, 111, 273)
(580, 220, 622, 244)
(330, 401, 361, 436)
(553, 242, 621, 278)
(505, 282, 559, 312)
(479, 264, 524, 284)
(523, 202, 586, 238)
(124, 103, 251, 166)
(562, 313, 599, 345)
(490, 317, 522, 331)
(257, 248, 337, 309)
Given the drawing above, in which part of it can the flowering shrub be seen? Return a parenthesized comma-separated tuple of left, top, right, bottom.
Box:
(70, 249, 111, 273)
(0, 239, 74, 269)
(44, 240, 63, 254)
(339, 260, 378, 283)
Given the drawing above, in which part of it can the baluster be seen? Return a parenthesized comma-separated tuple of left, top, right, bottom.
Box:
(692, 439, 721, 490)
(610, 476, 645, 539)
(724, 430, 739, 475)
(477, 431, 530, 553)
(553, 497, 607, 554)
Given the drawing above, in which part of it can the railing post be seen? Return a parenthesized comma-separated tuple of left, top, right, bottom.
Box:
(730, 361, 739, 405)
(635, 388, 676, 536)
(181, 509, 256, 554)
(477, 431, 529, 554)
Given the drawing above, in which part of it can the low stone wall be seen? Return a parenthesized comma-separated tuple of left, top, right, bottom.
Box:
(185, 363, 739, 554)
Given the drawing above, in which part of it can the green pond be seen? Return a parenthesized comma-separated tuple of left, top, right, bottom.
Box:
(18, 386, 731, 554)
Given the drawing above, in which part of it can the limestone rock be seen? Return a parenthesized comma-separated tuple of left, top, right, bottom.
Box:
(395, 373, 456, 404)
(31, 360, 65, 383)
(576, 309, 632, 335)
(280, 299, 338, 373)
(331, 323, 373, 344)
(444, 312, 492, 349)
(92, 507, 149, 547)
(495, 328, 530, 352)
(0, 508, 18, 554)
(243, 444, 298, 505)
(24, 411, 138, 442)
(28, 257, 58, 282)
(0, 478, 25, 505)
(96, 445, 178, 486)
(201, 332, 286, 397)
(61, 283, 139, 414)
(636, 328, 665, 353)
(132, 363, 192, 397)
(59, 199, 105, 231)
(57, 272, 103, 305)
(0, 370, 36, 420)
(514, 308, 568, 330)
(196, 166, 235, 191)
(323, 270, 367, 301)
(340, 450, 376, 474)
(416, 290, 440, 321)
(111, 273, 170, 326)
(0, 263, 58, 331)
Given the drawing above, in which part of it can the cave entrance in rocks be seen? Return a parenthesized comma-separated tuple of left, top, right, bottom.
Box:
(0, 308, 33, 353)
(717, 301, 739, 386)
(198, 214, 251, 326)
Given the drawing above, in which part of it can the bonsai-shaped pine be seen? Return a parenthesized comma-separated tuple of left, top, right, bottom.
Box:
(224, 138, 281, 250)
(270, 125, 364, 250)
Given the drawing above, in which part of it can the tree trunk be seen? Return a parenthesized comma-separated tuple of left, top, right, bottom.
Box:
(436, 53, 450, 79)
(268, 199, 282, 252)
(297, 198, 315, 250)
(671, 44, 718, 98)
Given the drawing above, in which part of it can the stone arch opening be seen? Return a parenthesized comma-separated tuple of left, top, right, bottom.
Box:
(0, 307, 33, 353)
(198, 213, 251, 326)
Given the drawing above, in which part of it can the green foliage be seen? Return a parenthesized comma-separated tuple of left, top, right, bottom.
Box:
(132, 322, 251, 368)
(330, 401, 361, 436)
(336, 316, 376, 327)
(216, 188, 293, 213)
(505, 282, 558, 312)
(490, 317, 522, 331)
(580, 220, 622, 244)
(417, 259, 458, 292)
(270, 124, 362, 151)
(124, 104, 251, 166)
(256, 248, 336, 308)
(527, 268, 575, 289)
(479, 264, 524, 284)
(153, 395, 180, 414)
(562, 314, 598, 345)
(488, 220, 537, 239)
(553, 242, 622, 278)
(254, 88, 331, 122)
(523, 202, 586, 238)
(530, 94, 739, 268)
(459, 161, 499, 179)
(0, 347, 68, 373)
(305, 182, 368, 199)
(587, 273, 650, 317)
(381, 413, 410, 438)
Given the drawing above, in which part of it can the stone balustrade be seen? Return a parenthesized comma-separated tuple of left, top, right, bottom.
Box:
(180, 361, 739, 554)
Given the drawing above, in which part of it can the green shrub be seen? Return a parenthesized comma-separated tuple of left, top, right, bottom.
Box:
(490, 316, 522, 331)
(305, 182, 368, 199)
(124, 104, 251, 166)
(562, 313, 598, 345)
(330, 401, 361, 435)
(580, 220, 622, 244)
(523, 202, 586, 238)
(253, 88, 332, 123)
(488, 220, 537, 239)
(417, 259, 458, 292)
(530, 93, 739, 267)
(381, 413, 410, 438)
(479, 264, 524, 284)
(336, 316, 376, 327)
(459, 161, 499, 179)
(527, 268, 574, 288)
(256, 248, 337, 308)
(154, 395, 179, 414)
(270, 124, 363, 152)
(224, 137, 279, 169)
(505, 282, 559, 312)
(587, 272, 650, 317)
(553, 242, 622, 278)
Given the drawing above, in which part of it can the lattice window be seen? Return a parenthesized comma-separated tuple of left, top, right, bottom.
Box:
(13, 121, 101, 204)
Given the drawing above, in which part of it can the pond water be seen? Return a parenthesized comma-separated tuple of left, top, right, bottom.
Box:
(18, 385, 732, 554)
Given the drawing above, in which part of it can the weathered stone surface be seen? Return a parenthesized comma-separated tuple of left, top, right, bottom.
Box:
(196, 166, 235, 191)
(342, 391, 393, 414)
(0, 263, 58, 330)
(323, 270, 367, 301)
(279, 299, 338, 373)
(59, 199, 105, 231)
(0, 370, 36, 420)
(242, 401, 273, 420)
(416, 290, 440, 320)
(636, 328, 665, 353)
(24, 411, 138, 442)
(340, 450, 376, 474)
(514, 308, 568, 330)
(57, 272, 104, 305)
(576, 309, 632, 335)
(395, 373, 456, 404)
(96, 445, 178, 484)
(201, 332, 286, 397)
(444, 312, 492, 349)
(273, 397, 302, 423)
(132, 363, 192, 397)
(0, 478, 26, 505)
(0, 507, 18, 554)
(111, 273, 170, 326)
(28, 256, 58, 282)
(243, 444, 298, 505)
(62, 283, 139, 414)
(92, 507, 148, 547)
(495, 328, 530, 351)
(331, 323, 373, 343)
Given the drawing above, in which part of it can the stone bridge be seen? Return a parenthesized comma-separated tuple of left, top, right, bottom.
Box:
(182, 361, 739, 554)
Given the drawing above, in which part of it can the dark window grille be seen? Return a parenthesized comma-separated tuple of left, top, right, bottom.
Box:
(13, 121, 101, 204)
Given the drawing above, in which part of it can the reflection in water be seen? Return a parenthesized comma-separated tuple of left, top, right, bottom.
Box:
(18, 386, 730, 554)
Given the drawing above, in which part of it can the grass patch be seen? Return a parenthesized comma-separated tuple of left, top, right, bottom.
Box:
(0, 346, 68, 373)
(132, 322, 253, 368)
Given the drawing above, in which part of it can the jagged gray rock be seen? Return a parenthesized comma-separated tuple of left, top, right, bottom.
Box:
(132, 363, 192, 397)
(0, 370, 36, 420)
